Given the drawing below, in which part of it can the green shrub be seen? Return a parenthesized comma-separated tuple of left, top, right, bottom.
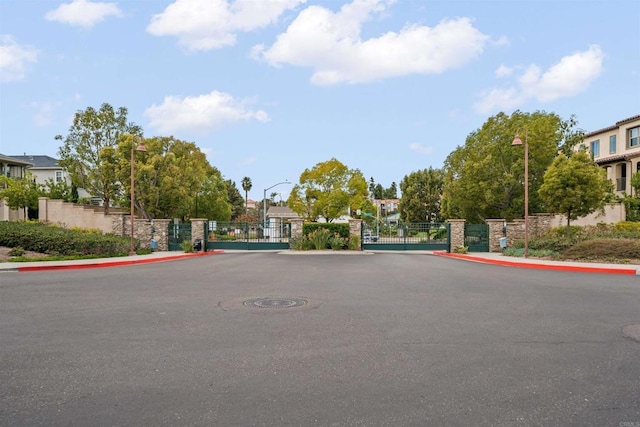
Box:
(561, 238, 640, 260)
(289, 236, 313, 251)
(303, 222, 349, 239)
(453, 246, 468, 254)
(347, 235, 361, 251)
(181, 240, 193, 253)
(546, 225, 585, 239)
(329, 234, 347, 250)
(503, 248, 560, 258)
(0, 221, 131, 256)
(309, 228, 332, 250)
(613, 221, 640, 234)
(8, 246, 25, 257)
(527, 236, 578, 252)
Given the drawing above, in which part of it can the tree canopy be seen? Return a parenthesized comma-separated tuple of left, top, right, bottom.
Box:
(538, 150, 611, 234)
(288, 158, 369, 222)
(57, 103, 142, 213)
(0, 173, 39, 218)
(399, 167, 444, 223)
(441, 110, 584, 222)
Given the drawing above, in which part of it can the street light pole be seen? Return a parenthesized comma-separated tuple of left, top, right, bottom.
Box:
(512, 130, 529, 258)
(263, 181, 291, 231)
(130, 138, 147, 256)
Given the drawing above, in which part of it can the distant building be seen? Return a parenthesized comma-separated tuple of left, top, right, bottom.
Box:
(0, 154, 33, 220)
(578, 115, 640, 197)
(9, 155, 66, 186)
(245, 198, 257, 210)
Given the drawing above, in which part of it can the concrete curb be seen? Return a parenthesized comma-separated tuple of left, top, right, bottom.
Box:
(434, 251, 639, 275)
(14, 250, 224, 272)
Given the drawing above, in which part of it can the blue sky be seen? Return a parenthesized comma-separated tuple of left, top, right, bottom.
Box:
(1, 0, 639, 202)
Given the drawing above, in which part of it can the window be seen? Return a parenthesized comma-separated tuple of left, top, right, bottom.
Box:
(55, 171, 63, 183)
(630, 127, 639, 147)
(610, 135, 616, 154)
(590, 140, 600, 157)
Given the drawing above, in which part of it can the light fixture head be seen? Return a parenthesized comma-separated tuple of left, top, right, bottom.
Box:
(512, 134, 523, 146)
(136, 140, 147, 152)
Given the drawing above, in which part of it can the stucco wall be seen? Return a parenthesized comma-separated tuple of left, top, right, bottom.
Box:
(548, 203, 626, 228)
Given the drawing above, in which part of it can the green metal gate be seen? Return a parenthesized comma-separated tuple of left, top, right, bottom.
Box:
(464, 223, 489, 252)
(168, 223, 192, 251)
(362, 222, 450, 251)
(205, 221, 291, 250)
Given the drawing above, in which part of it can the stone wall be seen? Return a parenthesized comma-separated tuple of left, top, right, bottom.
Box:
(447, 219, 465, 251)
(348, 219, 362, 241)
(486, 219, 506, 253)
(290, 218, 304, 240)
(190, 219, 207, 252)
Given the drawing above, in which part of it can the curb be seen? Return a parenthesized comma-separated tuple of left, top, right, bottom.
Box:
(433, 251, 638, 275)
(15, 250, 224, 272)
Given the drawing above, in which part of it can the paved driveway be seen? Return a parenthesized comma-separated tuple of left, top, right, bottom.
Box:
(1, 253, 639, 426)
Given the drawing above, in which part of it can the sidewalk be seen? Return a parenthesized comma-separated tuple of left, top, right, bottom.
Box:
(1, 249, 638, 275)
(0, 250, 223, 272)
(434, 251, 640, 275)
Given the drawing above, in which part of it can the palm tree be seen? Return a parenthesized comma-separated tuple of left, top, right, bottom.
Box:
(241, 176, 252, 214)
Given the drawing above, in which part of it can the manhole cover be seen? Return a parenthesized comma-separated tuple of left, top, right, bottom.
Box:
(622, 324, 640, 342)
(243, 297, 308, 309)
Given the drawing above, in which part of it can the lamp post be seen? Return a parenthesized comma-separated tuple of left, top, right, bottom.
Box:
(512, 130, 529, 258)
(130, 138, 147, 256)
(263, 181, 291, 230)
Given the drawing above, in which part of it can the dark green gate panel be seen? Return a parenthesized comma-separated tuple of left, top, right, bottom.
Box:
(205, 221, 291, 251)
(464, 223, 489, 252)
(362, 223, 450, 251)
(168, 223, 192, 251)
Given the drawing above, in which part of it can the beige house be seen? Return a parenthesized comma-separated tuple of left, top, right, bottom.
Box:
(581, 114, 640, 197)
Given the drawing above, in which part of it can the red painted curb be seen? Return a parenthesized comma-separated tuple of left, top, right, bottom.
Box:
(17, 250, 223, 272)
(433, 251, 637, 275)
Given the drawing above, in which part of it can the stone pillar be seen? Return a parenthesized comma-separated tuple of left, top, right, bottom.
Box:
(486, 219, 506, 252)
(348, 219, 362, 240)
(290, 218, 304, 240)
(152, 219, 171, 251)
(190, 218, 207, 252)
(447, 219, 465, 252)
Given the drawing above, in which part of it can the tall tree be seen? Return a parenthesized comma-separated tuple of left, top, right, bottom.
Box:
(399, 168, 444, 223)
(385, 181, 398, 199)
(441, 110, 583, 222)
(0, 173, 40, 218)
(57, 103, 142, 213)
(225, 180, 245, 220)
(288, 158, 368, 222)
(241, 176, 252, 214)
(538, 150, 611, 236)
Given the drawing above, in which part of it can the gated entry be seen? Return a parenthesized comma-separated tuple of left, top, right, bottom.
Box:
(205, 221, 291, 250)
(362, 222, 450, 251)
(464, 223, 489, 252)
(168, 223, 192, 251)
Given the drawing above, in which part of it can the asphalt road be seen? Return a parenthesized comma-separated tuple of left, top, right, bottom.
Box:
(1, 253, 639, 426)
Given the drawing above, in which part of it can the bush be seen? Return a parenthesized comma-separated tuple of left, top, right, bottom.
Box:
(329, 234, 347, 250)
(453, 246, 468, 254)
(303, 222, 350, 239)
(309, 228, 332, 250)
(347, 235, 361, 251)
(0, 221, 131, 256)
(289, 236, 313, 251)
(181, 240, 193, 253)
(561, 238, 640, 260)
(8, 246, 25, 257)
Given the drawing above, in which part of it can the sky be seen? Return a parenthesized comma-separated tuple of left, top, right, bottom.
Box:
(1, 0, 639, 202)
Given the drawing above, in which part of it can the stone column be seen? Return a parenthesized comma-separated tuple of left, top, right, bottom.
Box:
(447, 219, 465, 252)
(190, 218, 207, 252)
(152, 219, 171, 251)
(38, 197, 49, 222)
(290, 218, 304, 240)
(486, 219, 505, 252)
(348, 219, 362, 240)
(506, 219, 525, 248)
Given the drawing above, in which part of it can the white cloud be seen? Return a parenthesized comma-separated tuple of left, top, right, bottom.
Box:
(254, 0, 490, 85)
(45, 0, 123, 28)
(409, 143, 433, 155)
(144, 90, 270, 134)
(0, 35, 38, 82)
(495, 64, 512, 78)
(147, 0, 305, 52)
(475, 45, 604, 114)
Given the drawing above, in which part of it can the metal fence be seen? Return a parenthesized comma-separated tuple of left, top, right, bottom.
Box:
(206, 221, 291, 250)
(362, 222, 450, 251)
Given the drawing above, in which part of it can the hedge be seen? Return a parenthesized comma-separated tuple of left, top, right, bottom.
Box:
(302, 222, 350, 239)
(0, 221, 132, 256)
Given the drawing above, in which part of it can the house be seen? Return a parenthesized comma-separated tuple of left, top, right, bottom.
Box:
(245, 198, 257, 210)
(265, 206, 299, 237)
(9, 155, 66, 187)
(373, 198, 400, 215)
(0, 154, 33, 220)
(581, 115, 640, 197)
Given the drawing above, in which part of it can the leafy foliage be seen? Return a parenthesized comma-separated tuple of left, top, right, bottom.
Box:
(538, 150, 611, 235)
(241, 177, 252, 214)
(0, 173, 40, 216)
(562, 238, 640, 261)
(329, 234, 347, 250)
(399, 167, 444, 223)
(0, 221, 131, 256)
(303, 222, 350, 239)
(288, 158, 369, 222)
(442, 111, 583, 222)
(57, 103, 142, 213)
(309, 228, 332, 250)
